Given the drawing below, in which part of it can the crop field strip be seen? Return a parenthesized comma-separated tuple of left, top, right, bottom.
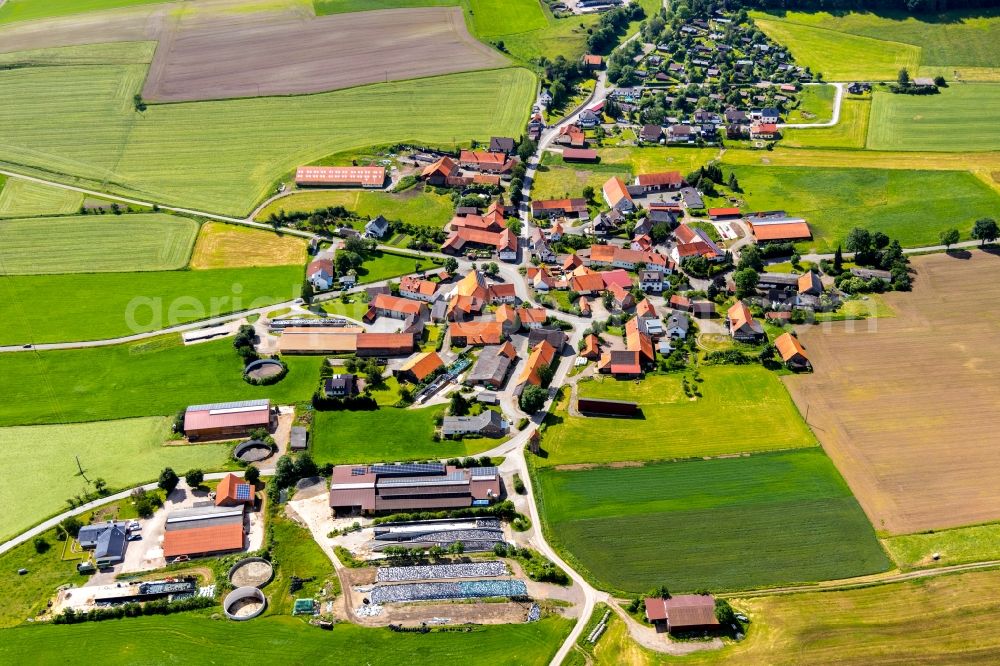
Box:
(0, 179, 83, 217)
(0, 417, 231, 542)
(255, 189, 456, 229)
(535, 449, 890, 594)
(0, 0, 169, 24)
(0, 614, 572, 664)
(540, 366, 816, 467)
(0, 334, 323, 426)
(0, 214, 198, 274)
(0, 41, 534, 215)
(189, 222, 307, 269)
(586, 568, 1000, 665)
(722, 165, 1000, 252)
(0, 264, 302, 344)
(784, 252, 1000, 534)
(866, 84, 1000, 152)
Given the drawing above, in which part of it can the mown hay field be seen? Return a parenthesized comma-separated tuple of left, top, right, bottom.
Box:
(0, 265, 302, 344)
(725, 165, 1000, 252)
(539, 366, 816, 467)
(0, 0, 166, 23)
(0, 214, 197, 274)
(0, 614, 572, 665)
(753, 9, 1000, 80)
(0, 335, 323, 426)
(312, 406, 496, 464)
(534, 449, 889, 594)
(0, 179, 82, 217)
(256, 188, 455, 229)
(867, 84, 1000, 152)
(589, 568, 1000, 665)
(785, 83, 836, 124)
(190, 222, 307, 269)
(784, 251, 1000, 534)
(0, 42, 535, 215)
(781, 96, 871, 149)
(0, 417, 231, 542)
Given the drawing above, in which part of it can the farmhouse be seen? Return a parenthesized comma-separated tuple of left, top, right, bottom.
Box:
(399, 276, 439, 302)
(634, 171, 684, 193)
(515, 340, 557, 392)
(294, 166, 386, 188)
(598, 349, 642, 378)
(750, 122, 779, 140)
(645, 595, 720, 634)
(183, 399, 273, 441)
(162, 505, 246, 560)
(215, 473, 254, 508)
(625, 317, 655, 364)
(441, 410, 507, 439)
(78, 522, 129, 568)
(570, 271, 607, 295)
(555, 124, 586, 147)
(727, 301, 764, 342)
(420, 157, 464, 187)
(442, 227, 518, 261)
(328, 463, 500, 514)
(517, 307, 548, 330)
(746, 212, 811, 242)
(640, 269, 665, 292)
(671, 224, 724, 263)
(775, 332, 810, 371)
(459, 150, 516, 174)
(489, 136, 516, 155)
(610, 283, 635, 311)
(563, 148, 599, 163)
(531, 198, 588, 218)
(324, 373, 357, 398)
(487, 282, 517, 304)
(368, 293, 424, 320)
(603, 177, 636, 213)
(466, 343, 517, 389)
(589, 244, 671, 271)
(449, 321, 503, 346)
(397, 351, 445, 383)
(581, 334, 601, 360)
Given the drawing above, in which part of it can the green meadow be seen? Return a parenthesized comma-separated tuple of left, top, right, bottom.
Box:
(312, 405, 496, 464)
(786, 84, 836, 124)
(257, 189, 455, 229)
(726, 165, 1000, 252)
(883, 522, 1000, 571)
(0, 214, 198, 274)
(0, 417, 231, 541)
(0, 614, 572, 664)
(0, 0, 168, 23)
(535, 449, 890, 594)
(0, 335, 323, 426)
(0, 179, 83, 217)
(539, 367, 816, 467)
(867, 84, 1000, 152)
(781, 96, 871, 149)
(0, 42, 534, 215)
(0, 265, 302, 344)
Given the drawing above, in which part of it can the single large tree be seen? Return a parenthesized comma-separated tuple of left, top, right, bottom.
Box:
(939, 228, 960, 250)
(972, 217, 999, 247)
(897, 68, 910, 86)
(158, 467, 179, 494)
(733, 268, 759, 299)
(519, 385, 548, 413)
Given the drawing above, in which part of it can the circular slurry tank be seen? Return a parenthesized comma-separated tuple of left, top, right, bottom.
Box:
(229, 557, 274, 589)
(224, 586, 267, 621)
(233, 439, 273, 463)
(244, 358, 284, 381)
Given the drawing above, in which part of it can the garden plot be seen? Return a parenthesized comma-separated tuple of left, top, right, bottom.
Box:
(370, 579, 528, 604)
(377, 561, 509, 582)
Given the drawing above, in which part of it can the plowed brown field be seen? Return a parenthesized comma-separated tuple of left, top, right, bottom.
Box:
(0, 0, 507, 101)
(783, 251, 1000, 534)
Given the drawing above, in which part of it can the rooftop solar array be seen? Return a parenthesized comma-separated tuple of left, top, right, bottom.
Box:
(379, 471, 467, 488)
(235, 484, 252, 501)
(371, 463, 445, 477)
(186, 399, 269, 413)
(470, 466, 498, 478)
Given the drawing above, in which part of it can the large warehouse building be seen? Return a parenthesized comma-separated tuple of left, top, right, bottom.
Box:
(328, 463, 501, 515)
(183, 399, 274, 441)
(294, 166, 386, 188)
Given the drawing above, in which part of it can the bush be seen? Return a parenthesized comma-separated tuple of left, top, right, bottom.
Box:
(53, 594, 214, 625)
(184, 469, 204, 488)
(513, 473, 526, 495)
(244, 467, 260, 485)
(33, 537, 50, 554)
(158, 467, 179, 494)
(59, 516, 82, 539)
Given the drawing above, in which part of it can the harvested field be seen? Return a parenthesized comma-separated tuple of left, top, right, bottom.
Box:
(784, 251, 1000, 534)
(141, 7, 507, 102)
(0, 1, 506, 101)
(190, 222, 307, 269)
(0, 179, 83, 217)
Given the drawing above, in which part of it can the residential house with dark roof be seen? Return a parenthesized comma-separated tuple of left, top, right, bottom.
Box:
(364, 215, 389, 239)
(640, 124, 663, 143)
(489, 136, 516, 155)
(441, 410, 507, 439)
(465, 343, 517, 389)
(324, 373, 357, 398)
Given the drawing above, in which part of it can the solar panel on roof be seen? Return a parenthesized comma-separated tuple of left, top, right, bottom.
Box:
(186, 399, 269, 413)
(235, 484, 252, 501)
(351, 467, 369, 476)
(371, 463, 445, 476)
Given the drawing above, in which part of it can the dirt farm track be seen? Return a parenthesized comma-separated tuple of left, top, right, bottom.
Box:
(784, 251, 1000, 535)
(0, 0, 507, 101)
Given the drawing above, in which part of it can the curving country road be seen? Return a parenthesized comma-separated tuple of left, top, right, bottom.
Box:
(779, 81, 845, 129)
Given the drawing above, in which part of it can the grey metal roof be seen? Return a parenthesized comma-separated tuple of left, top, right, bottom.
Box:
(441, 410, 503, 436)
(290, 426, 308, 449)
(95, 526, 127, 560)
(185, 399, 269, 413)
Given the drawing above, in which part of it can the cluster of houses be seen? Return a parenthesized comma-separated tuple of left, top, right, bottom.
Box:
(419, 137, 519, 189)
(441, 199, 519, 260)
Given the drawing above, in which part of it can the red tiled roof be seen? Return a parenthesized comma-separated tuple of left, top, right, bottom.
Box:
(626, 317, 655, 362)
(571, 272, 606, 293)
(372, 293, 423, 316)
(531, 198, 588, 213)
(637, 171, 683, 187)
(774, 332, 808, 363)
(399, 351, 444, 381)
(518, 340, 556, 386)
(400, 276, 438, 297)
(603, 177, 632, 207)
(708, 207, 740, 217)
(751, 221, 811, 241)
(163, 523, 244, 558)
(421, 156, 458, 178)
(215, 473, 252, 506)
(727, 301, 754, 331)
(460, 150, 508, 167)
(563, 148, 597, 160)
(449, 321, 503, 345)
(355, 333, 414, 351)
(517, 307, 547, 324)
(295, 166, 385, 187)
(184, 401, 271, 433)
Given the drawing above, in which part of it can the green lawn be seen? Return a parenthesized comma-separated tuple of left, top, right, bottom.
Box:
(753, 13, 922, 81)
(539, 367, 816, 467)
(781, 96, 871, 149)
(267, 511, 340, 615)
(0, 417, 231, 542)
(725, 165, 1000, 252)
(320, 296, 371, 321)
(0, 265, 302, 344)
(0, 0, 168, 23)
(785, 84, 836, 124)
(0, 527, 83, 628)
(0, 614, 571, 664)
(752, 9, 1000, 80)
(469, 0, 547, 37)
(0, 42, 534, 215)
(312, 405, 497, 464)
(534, 449, 890, 594)
(867, 84, 1000, 152)
(883, 522, 1000, 571)
(0, 179, 82, 217)
(0, 335, 323, 426)
(0, 214, 198, 274)
(257, 188, 455, 229)
(354, 250, 441, 284)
